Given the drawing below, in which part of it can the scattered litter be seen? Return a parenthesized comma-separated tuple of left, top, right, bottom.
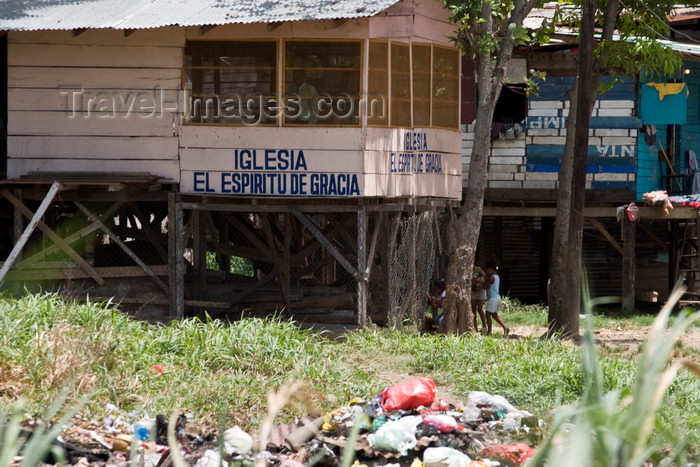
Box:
(38, 378, 542, 466)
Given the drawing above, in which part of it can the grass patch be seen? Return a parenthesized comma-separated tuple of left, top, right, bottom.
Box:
(0, 292, 697, 461)
(0, 293, 379, 432)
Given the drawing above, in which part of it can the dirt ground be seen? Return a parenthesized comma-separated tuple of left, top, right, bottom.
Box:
(508, 323, 700, 362)
(363, 323, 700, 405)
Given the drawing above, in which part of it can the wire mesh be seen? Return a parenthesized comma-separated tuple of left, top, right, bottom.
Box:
(387, 210, 443, 326)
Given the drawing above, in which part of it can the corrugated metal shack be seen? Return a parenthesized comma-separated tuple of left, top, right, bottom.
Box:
(460, 8, 700, 306)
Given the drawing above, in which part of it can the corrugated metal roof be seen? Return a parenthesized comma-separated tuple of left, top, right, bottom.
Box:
(670, 7, 700, 23)
(0, 0, 402, 31)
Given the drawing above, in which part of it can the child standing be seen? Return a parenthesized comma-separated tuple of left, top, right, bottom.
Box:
(484, 260, 509, 337)
(471, 266, 487, 333)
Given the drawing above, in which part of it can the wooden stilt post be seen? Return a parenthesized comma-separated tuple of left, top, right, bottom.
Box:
(284, 213, 292, 314)
(622, 214, 636, 313)
(13, 189, 22, 247)
(12, 188, 23, 295)
(194, 210, 206, 301)
(168, 193, 185, 320)
(385, 212, 401, 324)
(357, 205, 367, 327)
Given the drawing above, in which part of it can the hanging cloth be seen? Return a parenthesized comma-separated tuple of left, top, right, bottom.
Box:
(646, 83, 688, 101)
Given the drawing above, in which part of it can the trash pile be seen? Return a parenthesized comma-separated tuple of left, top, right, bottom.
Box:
(48, 378, 540, 467)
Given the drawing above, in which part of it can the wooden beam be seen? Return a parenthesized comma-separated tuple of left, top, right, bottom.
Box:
(284, 213, 292, 312)
(325, 213, 358, 254)
(357, 207, 367, 327)
(261, 213, 289, 311)
(13, 189, 22, 247)
(169, 193, 185, 319)
(230, 269, 278, 306)
(364, 211, 383, 279)
(198, 25, 217, 36)
(74, 201, 168, 294)
(180, 202, 367, 213)
(1, 185, 106, 286)
(483, 206, 618, 217)
(267, 22, 285, 32)
(638, 205, 700, 220)
(4, 265, 169, 281)
(588, 218, 623, 255)
(123, 29, 136, 37)
(0, 182, 62, 284)
(622, 215, 636, 313)
(291, 207, 363, 282)
(14, 201, 124, 270)
(72, 28, 87, 37)
(221, 212, 274, 259)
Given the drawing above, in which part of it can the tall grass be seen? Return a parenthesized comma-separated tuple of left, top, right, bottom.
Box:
(528, 286, 700, 466)
(0, 293, 379, 430)
(0, 292, 698, 465)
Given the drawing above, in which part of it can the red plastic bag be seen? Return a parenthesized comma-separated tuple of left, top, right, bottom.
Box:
(381, 377, 436, 412)
(422, 413, 459, 433)
(480, 443, 536, 466)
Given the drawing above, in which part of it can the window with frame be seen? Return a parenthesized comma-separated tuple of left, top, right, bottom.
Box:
(284, 41, 361, 126)
(412, 44, 432, 127)
(432, 46, 459, 129)
(391, 43, 411, 128)
(184, 41, 277, 125)
(367, 41, 388, 127)
(493, 84, 527, 124)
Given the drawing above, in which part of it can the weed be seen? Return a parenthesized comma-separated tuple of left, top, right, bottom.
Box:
(528, 285, 700, 466)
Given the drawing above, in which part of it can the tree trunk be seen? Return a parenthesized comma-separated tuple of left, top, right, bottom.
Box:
(442, 0, 539, 334)
(548, 0, 621, 338)
(548, 85, 577, 334)
(444, 38, 515, 334)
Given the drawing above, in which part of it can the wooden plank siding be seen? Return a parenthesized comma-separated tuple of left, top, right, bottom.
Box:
(5, 2, 462, 199)
(462, 74, 640, 194)
(6, 28, 184, 181)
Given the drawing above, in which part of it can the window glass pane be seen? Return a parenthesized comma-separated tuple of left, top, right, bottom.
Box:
(368, 41, 388, 127)
(412, 44, 431, 127)
(432, 46, 459, 129)
(284, 41, 361, 126)
(184, 41, 277, 125)
(391, 43, 411, 128)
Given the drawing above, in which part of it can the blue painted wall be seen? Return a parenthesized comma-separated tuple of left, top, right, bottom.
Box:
(636, 61, 700, 198)
(526, 76, 640, 192)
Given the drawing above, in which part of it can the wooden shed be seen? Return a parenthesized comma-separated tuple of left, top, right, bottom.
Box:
(460, 23, 700, 307)
(0, 0, 462, 327)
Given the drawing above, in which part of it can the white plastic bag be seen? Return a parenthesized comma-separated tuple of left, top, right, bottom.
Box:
(223, 426, 253, 456)
(367, 415, 422, 455)
(423, 446, 472, 467)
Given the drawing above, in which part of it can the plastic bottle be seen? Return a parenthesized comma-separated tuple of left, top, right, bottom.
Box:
(133, 417, 153, 441)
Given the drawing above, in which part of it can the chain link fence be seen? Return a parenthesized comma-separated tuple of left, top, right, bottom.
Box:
(387, 210, 447, 326)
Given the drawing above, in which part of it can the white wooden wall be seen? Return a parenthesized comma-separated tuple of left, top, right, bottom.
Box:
(6, 0, 462, 200)
(6, 28, 184, 180)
